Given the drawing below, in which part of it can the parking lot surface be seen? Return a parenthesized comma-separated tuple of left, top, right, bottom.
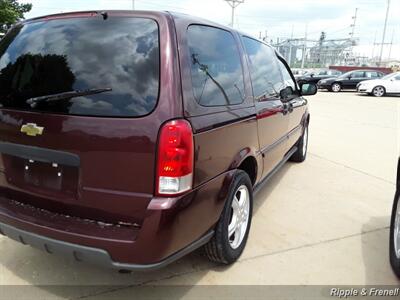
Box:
(0, 91, 398, 298)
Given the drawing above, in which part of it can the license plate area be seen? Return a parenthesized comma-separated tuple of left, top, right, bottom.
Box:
(3, 154, 78, 196)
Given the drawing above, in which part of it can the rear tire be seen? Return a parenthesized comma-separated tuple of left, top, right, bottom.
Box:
(290, 124, 308, 163)
(204, 170, 253, 264)
(389, 191, 400, 278)
(372, 86, 386, 97)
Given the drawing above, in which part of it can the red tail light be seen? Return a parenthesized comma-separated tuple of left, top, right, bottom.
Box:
(156, 120, 194, 196)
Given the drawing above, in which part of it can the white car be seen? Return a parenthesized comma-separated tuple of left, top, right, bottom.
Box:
(357, 72, 400, 97)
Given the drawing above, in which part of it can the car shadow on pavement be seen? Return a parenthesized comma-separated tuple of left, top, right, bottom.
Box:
(361, 216, 400, 285)
(0, 163, 292, 299)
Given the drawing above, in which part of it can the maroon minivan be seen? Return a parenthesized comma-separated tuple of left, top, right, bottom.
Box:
(0, 10, 316, 270)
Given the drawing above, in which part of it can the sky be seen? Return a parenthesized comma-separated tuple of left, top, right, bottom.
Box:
(20, 0, 400, 60)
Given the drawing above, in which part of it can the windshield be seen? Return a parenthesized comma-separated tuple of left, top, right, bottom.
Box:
(0, 16, 160, 117)
(381, 73, 397, 80)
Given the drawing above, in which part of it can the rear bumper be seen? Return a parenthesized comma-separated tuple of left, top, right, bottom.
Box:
(0, 170, 234, 268)
(0, 222, 213, 271)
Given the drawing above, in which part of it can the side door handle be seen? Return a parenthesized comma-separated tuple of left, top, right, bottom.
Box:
(288, 102, 294, 113)
(282, 103, 294, 115)
(282, 103, 289, 115)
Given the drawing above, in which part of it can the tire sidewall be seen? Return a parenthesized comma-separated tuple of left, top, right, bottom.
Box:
(290, 123, 308, 163)
(218, 171, 253, 263)
(389, 190, 400, 278)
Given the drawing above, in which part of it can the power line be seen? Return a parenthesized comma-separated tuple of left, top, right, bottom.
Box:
(224, 0, 244, 28)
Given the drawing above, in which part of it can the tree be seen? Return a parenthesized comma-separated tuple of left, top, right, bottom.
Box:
(0, 0, 32, 33)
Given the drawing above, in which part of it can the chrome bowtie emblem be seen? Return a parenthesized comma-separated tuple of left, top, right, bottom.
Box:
(20, 123, 44, 137)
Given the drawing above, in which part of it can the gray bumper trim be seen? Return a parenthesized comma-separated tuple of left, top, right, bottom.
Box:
(0, 222, 214, 271)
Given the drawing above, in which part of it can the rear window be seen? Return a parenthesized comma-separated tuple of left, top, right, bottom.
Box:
(0, 16, 160, 117)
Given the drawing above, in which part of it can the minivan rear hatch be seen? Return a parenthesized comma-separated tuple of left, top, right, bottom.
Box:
(0, 12, 161, 232)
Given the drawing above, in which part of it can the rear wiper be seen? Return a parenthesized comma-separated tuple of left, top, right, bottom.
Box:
(26, 88, 112, 108)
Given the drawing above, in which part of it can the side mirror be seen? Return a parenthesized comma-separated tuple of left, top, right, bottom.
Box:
(300, 83, 317, 96)
(280, 86, 294, 99)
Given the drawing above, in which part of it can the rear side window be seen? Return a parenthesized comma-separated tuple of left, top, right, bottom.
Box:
(366, 71, 379, 78)
(351, 71, 365, 78)
(187, 25, 245, 107)
(0, 17, 160, 117)
(242, 37, 283, 100)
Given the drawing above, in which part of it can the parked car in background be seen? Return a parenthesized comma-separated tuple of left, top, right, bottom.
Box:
(297, 69, 342, 85)
(292, 68, 311, 80)
(390, 158, 400, 278)
(317, 69, 385, 92)
(357, 72, 400, 97)
(0, 10, 317, 270)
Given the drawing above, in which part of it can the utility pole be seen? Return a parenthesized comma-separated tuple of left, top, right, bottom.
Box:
(349, 8, 358, 39)
(224, 0, 244, 28)
(301, 23, 308, 69)
(132, 0, 135, 10)
(378, 0, 390, 66)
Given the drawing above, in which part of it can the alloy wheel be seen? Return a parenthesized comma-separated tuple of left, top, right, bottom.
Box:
(373, 86, 385, 97)
(394, 196, 400, 259)
(302, 127, 308, 156)
(332, 83, 341, 92)
(228, 185, 250, 249)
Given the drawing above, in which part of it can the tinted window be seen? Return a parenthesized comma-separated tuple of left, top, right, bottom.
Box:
(366, 71, 379, 78)
(187, 25, 244, 107)
(0, 17, 160, 117)
(351, 71, 365, 78)
(242, 37, 283, 100)
(328, 70, 341, 76)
